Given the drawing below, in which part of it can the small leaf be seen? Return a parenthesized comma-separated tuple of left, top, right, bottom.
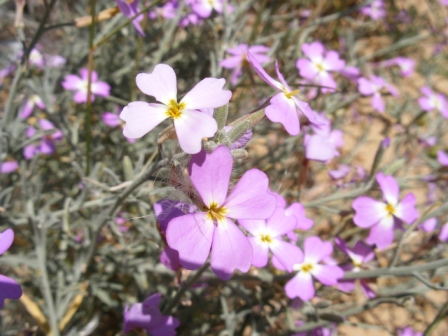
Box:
(213, 104, 228, 130)
(227, 121, 250, 144)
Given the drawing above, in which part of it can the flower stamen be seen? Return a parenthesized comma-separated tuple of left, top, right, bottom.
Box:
(205, 202, 227, 222)
(166, 99, 185, 119)
(284, 89, 300, 99)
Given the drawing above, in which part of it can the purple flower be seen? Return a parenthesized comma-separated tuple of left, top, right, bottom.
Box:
(62, 68, 110, 104)
(116, 0, 145, 36)
(419, 218, 438, 232)
(418, 86, 448, 118)
(123, 293, 179, 336)
(191, 0, 232, 18)
(166, 146, 276, 280)
(398, 327, 423, 336)
(0, 229, 23, 307)
(220, 44, 270, 85)
(357, 75, 399, 113)
(360, 0, 386, 20)
(1, 161, 19, 174)
(439, 223, 448, 242)
(380, 57, 415, 77)
(304, 113, 344, 162)
(120, 64, 231, 154)
(328, 164, 350, 180)
(19, 94, 45, 119)
(285, 236, 344, 301)
(352, 172, 419, 250)
(101, 107, 135, 143)
(149, 1, 178, 20)
(23, 119, 63, 160)
(247, 52, 318, 136)
(239, 208, 304, 270)
(335, 238, 376, 298)
(296, 42, 345, 93)
(26, 48, 66, 69)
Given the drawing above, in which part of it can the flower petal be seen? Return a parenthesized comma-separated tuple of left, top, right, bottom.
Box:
(285, 272, 315, 301)
(166, 213, 214, 270)
(352, 196, 387, 228)
(365, 217, 395, 250)
(180, 78, 232, 110)
(265, 207, 297, 237)
(265, 92, 300, 136)
(188, 145, 232, 206)
(224, 169, 276, 220)
(136, 64, 177, 105)
(311, 264, 344, 286)
(174, 109, 218, 154)
(120, 102, 168, 139)
(395, 193, 419, 224)
(376, 172, 399, 205)
(211, 218, 252, 280)
(270, 240, 303, 272)
(247, 52, 283, 90)
(303, 236, 333, 264)
(0, 229, 14, 255)
(0, 275, 22, 308)
(248, 236, 269, 268)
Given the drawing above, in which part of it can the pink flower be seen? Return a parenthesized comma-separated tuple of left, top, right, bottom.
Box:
(1, 161, 19, 174)
(26, 48, 66, 69)
(380, 57, 415, 77)
(239, 208, 304, 270)
(101, 107, 135, 143)
(0, 229, 23, 307)
(418, 86, 448, 118)
(304, 113, 344, 162)
(166, 146, 276, 280)
(116, 0, 145, 36)
(419, 217, 438, 232)
(352, 172, 419, 250)
(335, 238, 376, 298)
(247, 52, 318, 136)
(120, 64, 231, 154)
(123, 293, 179, 336)
(285, 236, 344, 301)
(360, 0, 386, 20)
(62, 68, 110, 104)
(23, 119, 63, 160)
(439, 223, 448, 242)
(191, 0, 232, 18)
(149, 1, 178, 20)
(328, 164, 350, 180)
(220, 44, 270, 85)
(295, 42, 345, 92)
(19, 94, 45, 119)
(357, 75, 399, 113)
(398, 327, 423, 336)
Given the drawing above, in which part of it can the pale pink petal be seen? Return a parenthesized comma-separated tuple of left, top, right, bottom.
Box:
(120, 102, 168, 139)
(271, 255, 286, 271)
(438, 223, 448, 242)
(174, 109, 218, 154)
(91, 81, 111, 97)
(311, 264, 344, 286)
(419, 218, 438, 232)
(376, 172, 399, 205)
(285, 272, 315, 301)
(248, 236, 269, 268)
(302, 42, 325, 60)
(305, 134, 337, 161)
(270, 240, 303, 272)
(304, 236, 333, 263)
(357, 78, 375, 95)
(219, 56, 242, 69)
(1, 162, 19, 174)
(395, 193, 419, 224)
(20, 99, 34, 119)
(224, 169, 276, 220)
(136, 64, 177, 105)
(338, 279, 355, 293)
(352, 196, 387, 228)
(0, 229, 14, 255)
(292, 97, 318, 124)
(80, 68, 98, 82)
(102, 112, 121, 127)
(73, 90, 90, 104)
(62, 75, 82, 90)
(418, 96, 433, 111)
(180, 78, 232, 110)
(247, 52, 283, 90)
(238, 219, 265, 236)
(188, 146, 232, 206)
(265, 207, 297, 237)
(371, 93, 385, 112)
(166, 213, 214, 270)
(324, 51, 345, 71)
(437, 151, 448, 166)
(296, 58, 319, 80)
(366, 216, 395, 250)
(265, 92, 300, 136)
(285, 203, 313, 230)
(211, 218, 252, 280)
(160, 246, 181, 271)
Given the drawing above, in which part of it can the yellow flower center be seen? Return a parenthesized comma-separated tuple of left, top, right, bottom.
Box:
(205, 202, 227, 222)
(316, 62, 325, 72)
(166, 99, 185, 119)
(284, 89, 300, 99)
(301, 263, 314, 273)
(260, 234, 273, 244)
(385, 203, 395, 217)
